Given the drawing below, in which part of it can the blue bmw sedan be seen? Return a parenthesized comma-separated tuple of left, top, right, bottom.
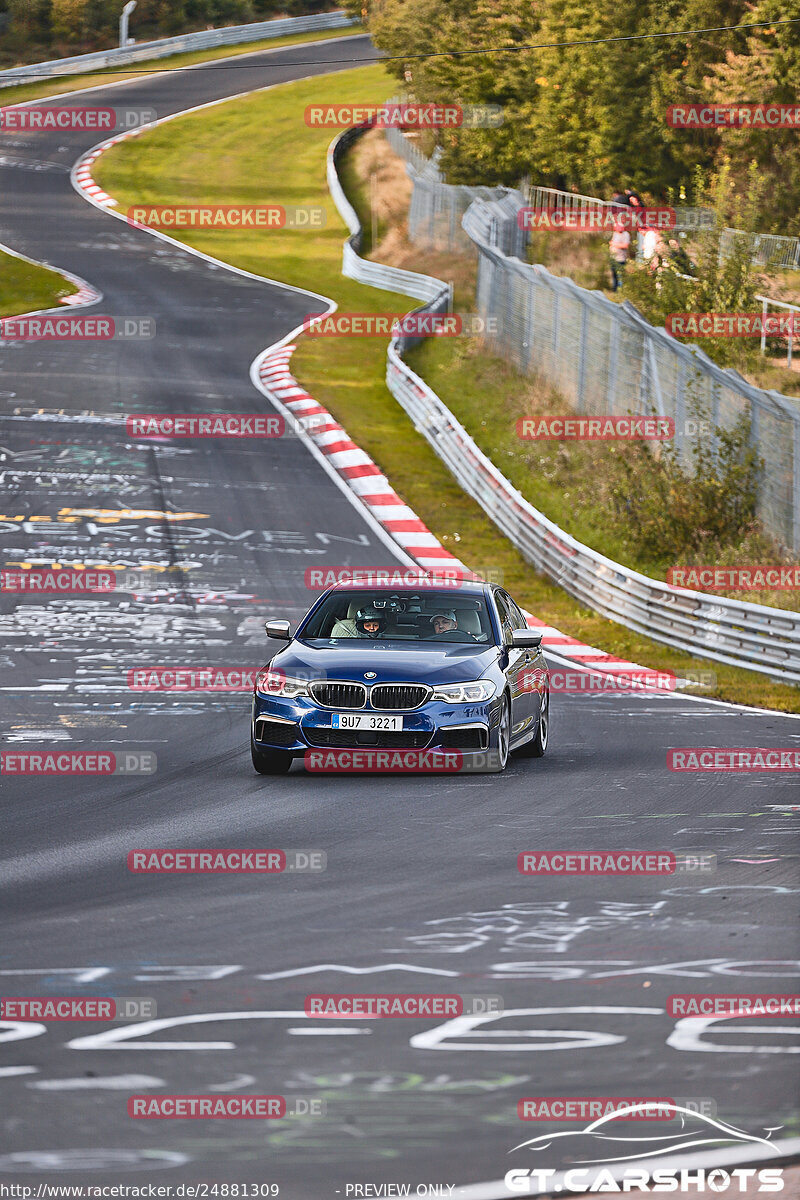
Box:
(250, 580, 549, 774)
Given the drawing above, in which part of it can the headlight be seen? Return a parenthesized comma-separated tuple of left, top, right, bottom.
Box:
(255, 669, 308, 699)
(432, 679, 496, 703)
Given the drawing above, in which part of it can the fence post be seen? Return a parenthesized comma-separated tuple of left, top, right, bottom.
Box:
(607, 313, 619, 415)
(576, 303, 589, 413)
(675, 357, 687, 463)
(795, 419, 800, 552)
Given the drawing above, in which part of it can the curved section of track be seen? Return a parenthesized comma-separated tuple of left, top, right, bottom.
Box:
(1, 34, 798, 1194)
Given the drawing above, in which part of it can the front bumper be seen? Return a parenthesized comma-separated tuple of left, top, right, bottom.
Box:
(251, 693, 501, 757)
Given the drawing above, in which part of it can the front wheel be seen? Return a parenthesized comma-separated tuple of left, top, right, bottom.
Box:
(251, 736, 292, 775)
(527, 689, 549, 758)
(487, 695, 511, 774)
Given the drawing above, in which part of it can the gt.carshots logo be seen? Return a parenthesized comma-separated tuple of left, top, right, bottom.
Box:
(504, 1169, 784, 1193)
(127, 849, 326, 872)
(506, 1106, 784, 1192)
(668, 748, 800, 771)
(125, 414, 283, 438)
(304, 993, 502, 1017)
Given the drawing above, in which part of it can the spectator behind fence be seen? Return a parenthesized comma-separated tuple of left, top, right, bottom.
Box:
(609, 219, 631, 291)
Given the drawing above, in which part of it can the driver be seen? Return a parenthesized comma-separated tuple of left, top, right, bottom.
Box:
(426, 609, 478, 642)
(430, 609, 458, 635)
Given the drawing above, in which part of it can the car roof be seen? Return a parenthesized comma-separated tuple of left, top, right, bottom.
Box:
(325, 577, 489, 597)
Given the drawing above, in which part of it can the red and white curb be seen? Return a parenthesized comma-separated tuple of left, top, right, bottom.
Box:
(258, 345, 474, 574)
(0, 239, 101, 322)
(255, 345, 678, 686)
(73, 129, 143, 207)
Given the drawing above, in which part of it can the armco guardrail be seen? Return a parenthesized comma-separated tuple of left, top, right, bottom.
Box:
(0, 11, 355, 88)
(328, 126, 450, 349)
(327, 125, 800, 684)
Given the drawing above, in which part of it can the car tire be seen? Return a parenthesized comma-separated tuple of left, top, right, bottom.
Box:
(527, 689, 549, 758)
(489, 694, 511, 774)
(250, 736, 292, 775)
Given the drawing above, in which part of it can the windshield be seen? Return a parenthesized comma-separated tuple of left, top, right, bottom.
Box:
(299, 590, 494, 645)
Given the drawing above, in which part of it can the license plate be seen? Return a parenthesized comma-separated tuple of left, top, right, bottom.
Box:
(331, 713, 403, 731)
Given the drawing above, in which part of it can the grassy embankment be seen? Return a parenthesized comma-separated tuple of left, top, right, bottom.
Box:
(94, 65, 800, 711)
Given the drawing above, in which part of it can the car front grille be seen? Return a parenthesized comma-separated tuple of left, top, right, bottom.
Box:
(370, 683, 431, 710)
(309, 681, 367, 709)
(305, 728, 431, 749)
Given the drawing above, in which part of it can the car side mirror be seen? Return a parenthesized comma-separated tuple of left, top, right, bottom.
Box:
(265, 619, 291, 640)
(511, 628, 543, 649)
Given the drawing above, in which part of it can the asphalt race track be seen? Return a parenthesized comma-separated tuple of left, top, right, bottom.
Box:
(1, 34, 799, 1197)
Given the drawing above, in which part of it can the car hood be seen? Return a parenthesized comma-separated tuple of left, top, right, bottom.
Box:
(269, 639, 499, 685)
